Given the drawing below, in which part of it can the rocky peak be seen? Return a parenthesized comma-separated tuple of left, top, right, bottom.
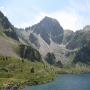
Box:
(32, 16, 64, 45)
(41, 16, 59, 23)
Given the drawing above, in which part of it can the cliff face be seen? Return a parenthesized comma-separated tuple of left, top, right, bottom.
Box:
(30, 16, 64, 45)
(0, 11, 19, 40)
(66, 27, 90, 50)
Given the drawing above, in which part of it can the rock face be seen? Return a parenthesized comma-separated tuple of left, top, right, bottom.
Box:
(73, 44, 90, 64)
(20, 16, 90, 65)
(29, 33, 40, 48)
(0, 11, 12, 29)
(0, 11, 42, 62)
(14, 15, 90, 65)
(19, 44, 42, 62)
(45, 52, 56, 65)
(83, 25, 90, 31)
(0, 11, 18, 41)
(66, 27, 90, 49)
(63, 30, 74, 44)
(31, 16, 64, 45)
(23, 17, 65, 63)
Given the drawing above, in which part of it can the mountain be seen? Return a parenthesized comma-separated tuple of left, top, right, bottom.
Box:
(0, 24, 19, 57)
(83, 25, 90, 31)
(66, 26, 90, 50)
(0, 11, 19, 57)
(0, 11, 18, 40)
(19, 44, 42, 62)
(18, 16, 90, 65)
(0, 11, 42, 62)
(29, 33, 40, 48)
(29, 16, 64, 45)
(1, 11, 90, 65)
(20, 17, 64, 64)
(73, 44, 90, 64)
(0, 11, 56, 88)
(63, 30, 74, 44)
(1, 11, 90, 89)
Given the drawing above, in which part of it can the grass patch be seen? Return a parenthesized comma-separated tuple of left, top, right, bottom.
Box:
(55, 66, 90, 74)
(0, 56, 55, 89)
(0, 56, 89, 89)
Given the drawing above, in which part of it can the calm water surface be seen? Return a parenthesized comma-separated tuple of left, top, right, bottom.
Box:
(23, 73, 90, 90)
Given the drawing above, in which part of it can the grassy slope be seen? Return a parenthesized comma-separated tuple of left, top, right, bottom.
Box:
(0, 25, 19, 58)
(0, 24, 55, 89)
(55, 66, 90, 75)
(0, 57, 55, 89)
(0, 56, 89, 89)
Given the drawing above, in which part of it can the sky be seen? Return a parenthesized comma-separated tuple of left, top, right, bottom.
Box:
(0, 0, 90, 31)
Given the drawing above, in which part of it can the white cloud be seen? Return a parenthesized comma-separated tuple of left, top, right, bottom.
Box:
(26, 0, 90, 31)
(14, 12, 48, 28)
(33, 12, 48, 24)
(13, 0, 90, 31)
(0, 7, 84, 31)
(0, 6, 8, 16)
(69, 0, 90, 13)
(30, 11, 83, 31)
(50, 11, 78, 31)
(15, 22, 31, 29)
(0, 3, 88, 31)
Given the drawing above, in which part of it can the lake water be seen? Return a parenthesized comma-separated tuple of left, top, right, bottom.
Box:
(23, 73, 90, 90)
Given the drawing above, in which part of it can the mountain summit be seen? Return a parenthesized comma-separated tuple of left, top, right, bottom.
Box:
(31, 16, 64, 44)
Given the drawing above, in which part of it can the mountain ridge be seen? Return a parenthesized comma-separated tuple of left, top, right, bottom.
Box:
(0, 10, 90, 65)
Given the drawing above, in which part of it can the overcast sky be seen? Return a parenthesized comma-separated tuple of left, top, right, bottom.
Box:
(0, 0, 90, 31)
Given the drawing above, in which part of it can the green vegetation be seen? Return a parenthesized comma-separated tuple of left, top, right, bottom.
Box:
(66, 29, 90, 49)
(0, 56, 55, 89)
(0, 56, 90, 89)
(19, 44, 42, 62)
(45, 52, 56, 65)
(74, 43, 90, 64)
(0, 31, 5, 37)
(55, 66, 90, 74)
(0, 24, 6, 37)
(0, 11, 19, 41)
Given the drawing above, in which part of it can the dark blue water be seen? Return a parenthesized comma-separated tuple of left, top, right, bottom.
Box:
(23, 73, 90, 90)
